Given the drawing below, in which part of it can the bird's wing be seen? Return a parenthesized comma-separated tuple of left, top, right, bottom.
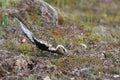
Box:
(17, 19, 35, 44)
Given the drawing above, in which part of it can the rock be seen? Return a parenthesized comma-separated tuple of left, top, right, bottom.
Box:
(113, 74, 120, 79)
(43, 75, 51, 80)
(80, 43, 87, 49)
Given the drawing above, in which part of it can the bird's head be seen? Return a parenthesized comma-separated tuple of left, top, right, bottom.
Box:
(55, 45, 67, 55)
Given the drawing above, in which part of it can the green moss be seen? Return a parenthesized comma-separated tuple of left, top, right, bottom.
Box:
(24, 75, 37, 80)
(110, 68, 120, 74)
(88, 35, 102, 42)
(106, 54, 113, 59)
(51, 56, 101, 69)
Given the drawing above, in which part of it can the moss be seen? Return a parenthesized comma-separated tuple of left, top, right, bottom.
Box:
(110, 68, 120, 74)
(51, 56, 101, 69)
(88, 35, 102, 42)
(105, 54, 113, 59)
(0, 12, 8, 27)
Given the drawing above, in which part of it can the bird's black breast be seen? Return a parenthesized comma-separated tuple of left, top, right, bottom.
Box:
(37, 43, 49, 50)
(33, 37, 49, 51)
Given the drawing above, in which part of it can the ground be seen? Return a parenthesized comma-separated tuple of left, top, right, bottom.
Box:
(0, 0, 120, 80)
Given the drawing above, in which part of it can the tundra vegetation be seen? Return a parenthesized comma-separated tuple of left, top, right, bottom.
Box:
(0, 0, 120, 80)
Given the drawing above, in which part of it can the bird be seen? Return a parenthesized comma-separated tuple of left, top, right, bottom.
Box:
(16, 18, 67, 55)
